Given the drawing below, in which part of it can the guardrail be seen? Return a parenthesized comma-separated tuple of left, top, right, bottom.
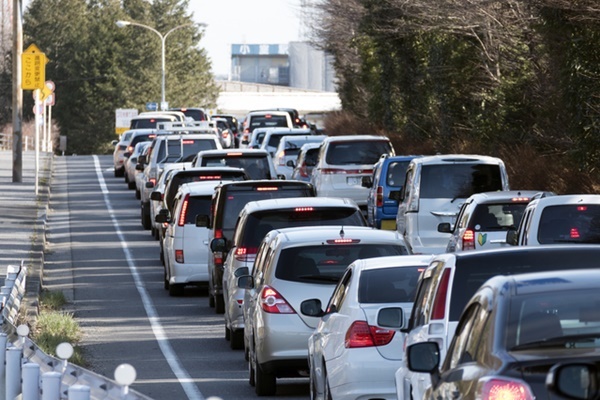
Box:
(0, 262, 154, 400)
(0, 133, 33, 151)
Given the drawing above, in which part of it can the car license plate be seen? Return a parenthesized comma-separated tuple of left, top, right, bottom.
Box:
(381, 220, 396, 230)
(347, 177, 360, 186)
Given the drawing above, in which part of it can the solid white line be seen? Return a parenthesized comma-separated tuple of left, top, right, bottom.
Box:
(93, 156, 205, 400)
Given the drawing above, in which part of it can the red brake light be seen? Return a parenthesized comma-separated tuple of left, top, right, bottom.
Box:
(260, 285, 295, 314)
(150, 119, 156, 123)
(215, 229, 223, 239)
(299, 164, 309, 178)
(577, 206, 588, 211)
(511, 197, 530, 202)
(265, 114, 272, 119)
(178, 194, 190, 226)
(181, 108, 187, 111)
(462, 228, 476, 250)
(478, 377, 535, 400)
(321, 168, 347, 175)
(431, 269, 451, 320)
(149, 134, 156, 138)
(199, 175, 221, 180)
(376, 186, 383, 208)
(345, 321, 395, 348)
(326, 239, 361, 244)
(175, 249, 184, 263)
(255, 187, 279, 191)
(182, 140, 194, 144)
(295, 207, 314, 212)
(149, 178, 157, 186)
(227, 152, 243, 156)
(127, 145, 134, 153)
(213, 229, 224, 265)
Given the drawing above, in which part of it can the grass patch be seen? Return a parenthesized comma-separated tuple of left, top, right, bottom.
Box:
(33, 290, 87, 367)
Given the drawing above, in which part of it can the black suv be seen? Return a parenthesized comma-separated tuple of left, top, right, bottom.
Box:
(207, 180, 315, 313)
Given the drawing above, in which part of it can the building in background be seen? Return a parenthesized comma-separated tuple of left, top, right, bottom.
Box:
(230, 41, 336, 93)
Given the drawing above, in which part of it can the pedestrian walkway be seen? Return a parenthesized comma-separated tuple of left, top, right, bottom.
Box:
(0, 150, 52, 320)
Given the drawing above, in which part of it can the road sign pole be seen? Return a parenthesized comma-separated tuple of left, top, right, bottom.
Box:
(12, 0, 23, 183)
(48, 104, 52, 152)
(35, 89, 40, 195)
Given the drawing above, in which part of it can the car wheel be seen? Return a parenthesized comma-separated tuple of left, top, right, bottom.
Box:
(244, 342, 250, 361)
(154, 228, 160, 241)
(215, 294, 225, 314)
(255, 362, 276, 396)
(225, 325, 231, 341)
(230, 329, 244, 350)
(142, 203, 151, 230)
(114, 167, 124, 177)
(324, 376, 333, 400)
(248, 359, 255, 387)
(151, 226, 156, 238)
(135, 188, 140, 199)
(169, 283, 185, 297)
(208, 283, 215, 307)
(163, 267, 169, 290)
(128, 180, 136, 190)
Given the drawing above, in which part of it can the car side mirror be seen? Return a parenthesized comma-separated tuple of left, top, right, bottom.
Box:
(195, 214, 210, 227)
(377, 307, 404, 329)
(546, 363, 597, 400)
(145, 181, 155, 189)
(138, 155, 147, 164)
(237, 275, 254, 289)
(135, 164, 144, 171)
(234, 266, 249, 278)
(210, 238, 227, 252)
(286, 160, 296, 168)
(300, 299, 325, 317)
(361, 176, 373, 188)
(407, 342, 441, 374)
(506, 229, 518, 246)
(112, 140, 118, 146)
(437, 222, 452, 233)
(123, 152, 132, 158)
(150, 191, 162, 201)
(389, 190, 401, 202)
(155, 209, 170, 223)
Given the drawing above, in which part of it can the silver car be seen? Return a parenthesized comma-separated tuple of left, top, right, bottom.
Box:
(237, 226, 409, 395)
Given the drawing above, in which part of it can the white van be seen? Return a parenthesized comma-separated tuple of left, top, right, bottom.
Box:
(396, 154, 510, 254)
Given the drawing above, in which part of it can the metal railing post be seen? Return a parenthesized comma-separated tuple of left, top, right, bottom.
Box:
(67, 385, 90, 400)
(22, 363, 40, 400)
(5, 346, 22, 400)
(0, 333, 7, 397)
(41, 372, 61, 400)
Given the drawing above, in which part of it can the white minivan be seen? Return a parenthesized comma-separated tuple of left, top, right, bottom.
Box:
(396, 154, 510, 254)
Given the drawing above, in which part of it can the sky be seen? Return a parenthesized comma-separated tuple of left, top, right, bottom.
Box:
(189, 0, 306, 77)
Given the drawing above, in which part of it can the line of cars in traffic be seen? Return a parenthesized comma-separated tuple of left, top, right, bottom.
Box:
(111, 108, 600, 399)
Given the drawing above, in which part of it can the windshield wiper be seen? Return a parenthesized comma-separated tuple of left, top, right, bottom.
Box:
(511, 333, 600, 351)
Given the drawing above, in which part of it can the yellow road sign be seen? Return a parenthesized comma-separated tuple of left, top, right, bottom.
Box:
(22, 44, 48, 90)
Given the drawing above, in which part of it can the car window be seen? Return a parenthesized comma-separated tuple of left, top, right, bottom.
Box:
(470, 202, 528, 231)
(158, 138, 219, 163)
(180, 196, 211, 224)
(386, 161, 410, 187)
(537, 204, 600, 244)
(200, 156, 271, 180)
(443, 303, 485, 370)
(325, 140, 393, 165)
(274, 244, 407, 284)
(358, 266, 422, 303)
(327, 269, 353, 313)
(419, 164, 503, 199)
(130, 117, 172, 129)
(250, 115, 289, 129)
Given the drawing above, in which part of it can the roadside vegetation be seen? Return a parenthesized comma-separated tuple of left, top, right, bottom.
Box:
(32, 290, 87, 367)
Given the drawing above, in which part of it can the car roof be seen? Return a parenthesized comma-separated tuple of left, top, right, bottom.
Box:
(322, 134, 390, 143)
(465, 190, 545, 204)
(268, 225, 405, 246)
(300, 142, 323, 151)
(217, 180, 312, 190)
(410, 154, 504, 165)
(170, 166, 247, 176)
(197, 149, 270, 157)
(247, 110, 291, 117)
(352, 255, 434, 272)
(486, 269, 600, 296)
(178, 181, 231, 196)
(242, 197, 359, 214)
(531, 194, 600, 207)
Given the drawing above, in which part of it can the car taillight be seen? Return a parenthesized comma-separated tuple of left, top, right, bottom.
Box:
(260, 285, 295, 314)
(462, 228, 476, 250)
(345, 321, 395, 348)
(213, 229, 224, 265)
(376, 186, 383, 208)
(321, 168, 347, 175)
(299, 163, 309, 178)
(149, 178, 157, 186)
(234, 247, 258, 262)
(215, 229, 223, 239)
(178, 194, 190, 226)
(175, 249, 184, 263)
(295, 207, 314, 212)
(326, 239, 361, 244)
(127, 145, 133, 153)
(255, 187, 279, 191)
(431, 269, 451, 320)
(478, 377, 535, 400)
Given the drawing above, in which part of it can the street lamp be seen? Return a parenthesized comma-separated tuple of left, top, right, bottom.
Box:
(116, 20, 206, 110)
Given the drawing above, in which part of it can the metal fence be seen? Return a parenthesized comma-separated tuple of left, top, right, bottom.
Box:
(0, 262, 154, 400)
(0, 133, 32, 151)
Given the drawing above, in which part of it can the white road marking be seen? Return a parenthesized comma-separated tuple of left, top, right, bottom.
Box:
(93, 155, 205, 400)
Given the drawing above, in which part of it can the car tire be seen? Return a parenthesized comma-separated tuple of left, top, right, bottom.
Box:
(168, 283, 185, 297)
(128, 180, 136, 190)
(151, 226, 156, 238)
(163, 267, 169, 290)
(208, 283, 215, 307)
(215, 294, 225, 314)
(135, 188, 141, 200)
(248, 359, 255, 387)
(142, 202, 151, 230)
(255, 362, 276, 396)
(114, 167, 124, 177)
(225, 325, 231, 341)
(230, 329, 244, 350)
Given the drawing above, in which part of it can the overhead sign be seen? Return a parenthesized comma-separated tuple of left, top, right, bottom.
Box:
(22, 44, 48, 90)
(231, 44, 289, 56)
(145, 102, 158, 111)
(115, 108, 139, 135)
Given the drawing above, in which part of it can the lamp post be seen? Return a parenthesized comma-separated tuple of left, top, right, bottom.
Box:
(116, 20, 205, 110)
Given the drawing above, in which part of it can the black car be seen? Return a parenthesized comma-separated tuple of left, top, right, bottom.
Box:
(407, 268, 600, 400)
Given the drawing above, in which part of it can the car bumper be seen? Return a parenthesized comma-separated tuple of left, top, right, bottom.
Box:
(169, 262, 209, 284)
(256, 313, 312, 365)
(316, 188, 368, 206)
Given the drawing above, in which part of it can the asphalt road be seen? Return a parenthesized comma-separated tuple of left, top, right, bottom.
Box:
(44, 155, 309, 400)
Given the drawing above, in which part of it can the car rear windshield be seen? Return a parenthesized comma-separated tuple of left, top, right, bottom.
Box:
(275, 244, 408, 284)
(179, 109, 206, 121)
(281, 139, 321, 158)
(304, 148, 320, 166)
(538, 204, 600, 244)
(420, 164, 503, 199)
(449, 249, 600, 320)
(220, 188, 313, 239)
(200, 156, 271, 180)
(250, 115, 289, 130)
(470, 202, 529, 231)
(130, 118, 172, 129)
(129, 134, 156, 148)
(239, 208, 367, 249)
(386, 161, 411, 187)
(158, 138, 218, 163)
(165, 172, 247, 210)
(182, 196, 211, 224)
(325, 140, 393, 165)
(358, 266, 423, 303)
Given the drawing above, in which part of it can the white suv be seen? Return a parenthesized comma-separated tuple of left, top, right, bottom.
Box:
(396, 154, 510, 254)
(311, 135, 395, 212)
(215, 196, 367, 350)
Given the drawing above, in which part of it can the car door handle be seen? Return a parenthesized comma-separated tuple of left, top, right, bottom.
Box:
(203, 240, 208, 245)
(430, 211, 457, 217)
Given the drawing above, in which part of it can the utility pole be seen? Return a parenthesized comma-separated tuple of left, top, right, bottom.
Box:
(12, 0, 22, 182)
